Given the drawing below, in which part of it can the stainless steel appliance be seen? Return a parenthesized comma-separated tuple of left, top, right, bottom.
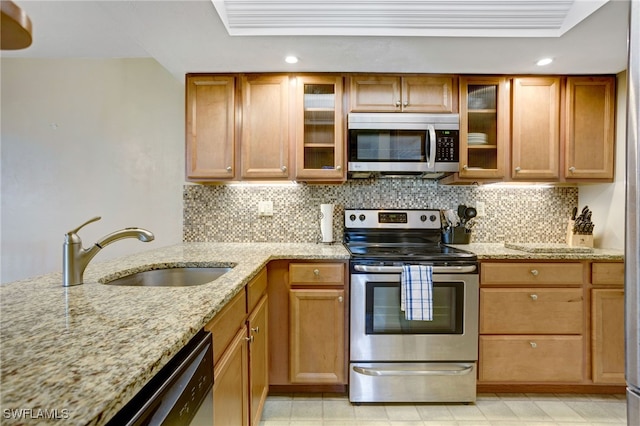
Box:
(626, 0, 640, 422)
(107, 330, 214, 426)
(344, 209, 479, 403)
(347, 113, 459, 178)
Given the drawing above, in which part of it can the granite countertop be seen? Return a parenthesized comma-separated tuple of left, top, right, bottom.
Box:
(0, 241, 624, 425)
(448, 242, 624, 261)
(0, 242, 349, 426)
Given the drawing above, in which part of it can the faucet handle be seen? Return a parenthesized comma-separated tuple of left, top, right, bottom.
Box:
(67, 216, 101, 236)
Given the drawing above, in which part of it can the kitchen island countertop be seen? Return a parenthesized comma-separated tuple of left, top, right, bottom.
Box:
(0, 242, 349, 425)
(0, 241, 623, 425)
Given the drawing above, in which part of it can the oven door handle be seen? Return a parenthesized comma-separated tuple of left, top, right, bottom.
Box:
(353, 265, 476, 274)
(353, 365, 474, 377)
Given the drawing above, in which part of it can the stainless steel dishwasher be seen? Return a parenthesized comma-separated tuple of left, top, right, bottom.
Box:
(106, 330, 213, 426)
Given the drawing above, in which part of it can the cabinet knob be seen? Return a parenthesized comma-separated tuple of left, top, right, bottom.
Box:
(530, 341, 537, 349)
(569, 166, 576, 173)
(395, 100, 401, 107)
(245, 335, 254, 343)
(463, 165, 469, 170)
(336, 165, 342, 171)
(281, 165, 287, 172)
(251, 326, 260, 333)
(530, 294, 538, 301)
(403, 102, 408, 107)
(226, 166, 232, 172)
(530, 269, 539, 276)
(338, 296, 344, 303)
(515, 166, 521, 173)
(313, 269, 320, 276)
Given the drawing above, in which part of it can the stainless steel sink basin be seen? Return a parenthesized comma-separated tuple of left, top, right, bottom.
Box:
(103, 266, 233, 287)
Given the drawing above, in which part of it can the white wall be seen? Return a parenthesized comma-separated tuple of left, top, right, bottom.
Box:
(1, 58, 185, 283)
(579, 71, 627, 250)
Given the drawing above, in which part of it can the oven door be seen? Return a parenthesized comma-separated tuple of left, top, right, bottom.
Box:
(350, 270, 478, 362)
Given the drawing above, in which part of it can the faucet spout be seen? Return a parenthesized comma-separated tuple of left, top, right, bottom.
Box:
(63, 218, 154, 287)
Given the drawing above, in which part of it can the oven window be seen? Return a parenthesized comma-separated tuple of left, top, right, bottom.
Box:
(365, 282, 464, 334)
(349, 130, 426, 162)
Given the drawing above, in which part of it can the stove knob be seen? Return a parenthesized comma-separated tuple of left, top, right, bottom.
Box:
(430, 215, 437, 222)
(359, 214, 366, 221)
(420, 215, 427, 222)
(349, 214, 356, 222)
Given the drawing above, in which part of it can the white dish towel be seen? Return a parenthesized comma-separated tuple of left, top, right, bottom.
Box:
(400, 265, 434, 321)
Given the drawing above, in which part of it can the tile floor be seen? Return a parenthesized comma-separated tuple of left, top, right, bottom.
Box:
(259, 392, 628, 425)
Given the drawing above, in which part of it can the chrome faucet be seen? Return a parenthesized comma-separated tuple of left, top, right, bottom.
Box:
(63, 216, 154, 286)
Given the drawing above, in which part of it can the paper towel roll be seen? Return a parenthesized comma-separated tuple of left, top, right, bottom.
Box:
(320, 204, 334, 243)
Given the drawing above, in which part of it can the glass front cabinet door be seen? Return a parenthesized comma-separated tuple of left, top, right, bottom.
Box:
(295, 76, 345, 181)
(459, 76, 508, 180)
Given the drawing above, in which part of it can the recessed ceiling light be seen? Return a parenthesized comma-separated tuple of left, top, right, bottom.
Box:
(285, 55, 299, 64)
(536, 58, 553, 66)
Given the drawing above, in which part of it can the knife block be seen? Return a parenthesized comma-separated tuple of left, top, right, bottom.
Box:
(566, 220, 594, 248)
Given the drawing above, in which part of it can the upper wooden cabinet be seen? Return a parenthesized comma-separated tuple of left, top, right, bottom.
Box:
(458, 76, 509, 180)
(241, 75, 291, 179)
(564, 76, 616, 180)
(350, 75, 457, 113)
(185, 75, 236, 181)
(511, 77, 561, 180)
(294, 75, 345, 181)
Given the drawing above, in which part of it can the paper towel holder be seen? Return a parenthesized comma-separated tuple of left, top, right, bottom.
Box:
(320, 203, 335, 244)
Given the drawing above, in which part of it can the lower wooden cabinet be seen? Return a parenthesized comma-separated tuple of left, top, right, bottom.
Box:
(480, 335, 584, 382)
(249, 296, 268, 425)
(213, 327, 249, 426)
(289, 288, 345, 384)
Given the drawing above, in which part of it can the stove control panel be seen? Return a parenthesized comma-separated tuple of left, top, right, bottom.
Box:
(345, 209, 441, 229)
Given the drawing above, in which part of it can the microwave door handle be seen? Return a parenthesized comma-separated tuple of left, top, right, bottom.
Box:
(426, 124, 436, 169)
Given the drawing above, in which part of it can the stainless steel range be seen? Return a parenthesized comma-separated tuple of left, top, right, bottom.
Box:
(344, 209, 479, 403)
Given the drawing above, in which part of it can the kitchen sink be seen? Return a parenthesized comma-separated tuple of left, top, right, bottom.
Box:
(102, 266, 233, 287)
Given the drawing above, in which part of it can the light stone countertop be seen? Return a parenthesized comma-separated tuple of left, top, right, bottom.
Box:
(0, 241, 624, 425)
(0, 242, 349, 426)
(447, 242, 624, 261)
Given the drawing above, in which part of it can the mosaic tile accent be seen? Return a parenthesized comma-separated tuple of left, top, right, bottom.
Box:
(183, 180, 579, 244)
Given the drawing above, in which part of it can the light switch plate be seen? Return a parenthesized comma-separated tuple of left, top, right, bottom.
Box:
(476, 201, 486, 217)
(258, 200, 273, 216)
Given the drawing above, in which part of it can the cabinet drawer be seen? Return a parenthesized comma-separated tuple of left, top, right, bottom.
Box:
(592, 262, 624, 286)
(205, 288, 247, 364)
(481, 262, 584, 285)
(480, 288, 583, 334)
(479, 336, 584, 382)
(248, 267, 268, 313)
(289, 263, 345, 286)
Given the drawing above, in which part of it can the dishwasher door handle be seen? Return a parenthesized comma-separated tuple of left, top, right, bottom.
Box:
(353, 264, 477, 274)
(353, 364, 474, 377)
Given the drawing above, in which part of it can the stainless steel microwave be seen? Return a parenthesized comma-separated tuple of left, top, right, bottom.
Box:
(347, 113, 459, 178)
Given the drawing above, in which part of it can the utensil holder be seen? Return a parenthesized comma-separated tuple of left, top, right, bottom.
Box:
(442, 226, 471, 244)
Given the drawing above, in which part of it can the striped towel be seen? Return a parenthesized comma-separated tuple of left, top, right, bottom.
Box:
(400, 265, 434, 321)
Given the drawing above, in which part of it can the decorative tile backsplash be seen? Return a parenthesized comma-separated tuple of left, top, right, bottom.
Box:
(183, 179, 578, 244)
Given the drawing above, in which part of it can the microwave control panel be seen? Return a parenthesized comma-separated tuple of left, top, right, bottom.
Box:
(435, 130, 459, 163)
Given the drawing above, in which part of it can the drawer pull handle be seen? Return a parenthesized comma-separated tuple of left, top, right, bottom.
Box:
(530, 269, 539, 276)
(530, 294, 538, 301)
(251, 326, 260, 333)
(313, 269, 320, 276)
(530, 342, 537, 349)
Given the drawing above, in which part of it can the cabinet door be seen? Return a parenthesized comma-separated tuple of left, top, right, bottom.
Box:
(564, 76, 615, 180)
(248, 295, 268, 426)
(349, 75, 401, 112)
(186, 75, 236, 180)
(295, 76, 345, 180)
(214, 327, 249, 426)
(241, 75, 290, 179)
(592, 288, 625, 384)
(289, 289, 345, 384)
(459, 76, 509, 179)
(402, 76, 456, 113)
(511, 77, 561, 180)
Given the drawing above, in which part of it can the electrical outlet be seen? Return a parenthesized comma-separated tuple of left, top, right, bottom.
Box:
(258, 201, 273, 216)
(475, 201, 486, 217)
